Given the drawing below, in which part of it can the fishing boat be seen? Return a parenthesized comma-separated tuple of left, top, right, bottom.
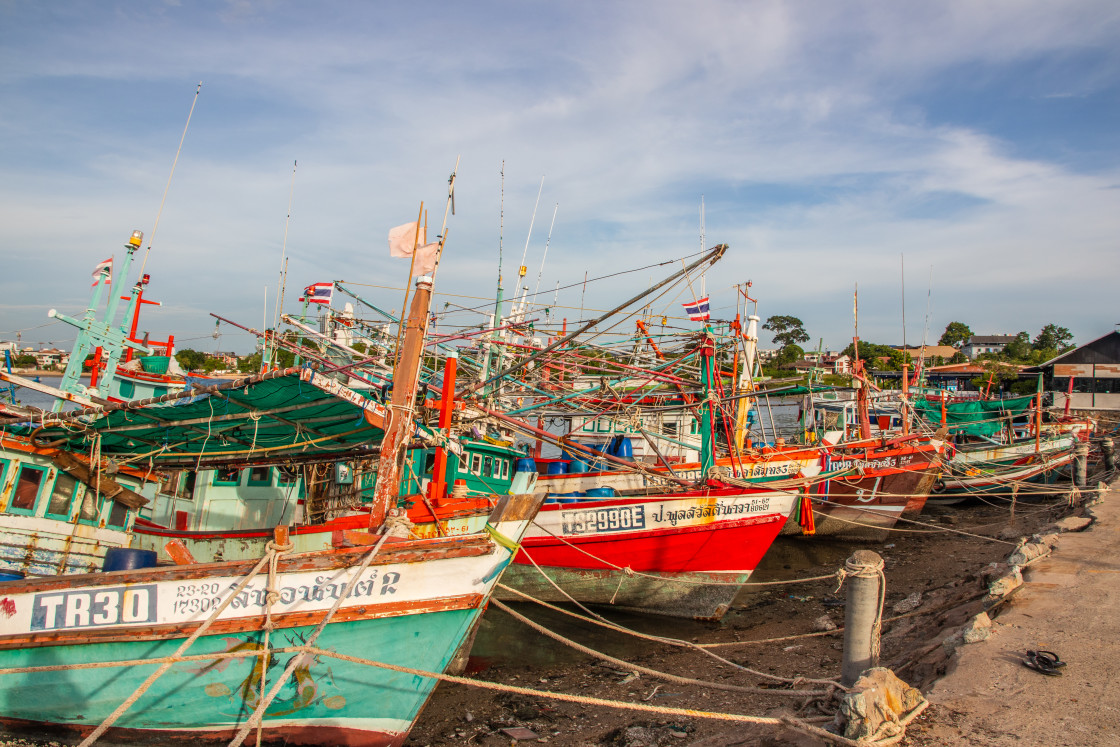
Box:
(493, 331, 799, 620)
(0, 178, 552, 744)
(0, 433, 154, 577)
(913, 392, 1093, 496)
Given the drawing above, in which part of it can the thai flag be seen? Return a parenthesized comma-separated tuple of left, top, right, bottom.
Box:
(91, 257, 113, 287)
(302, 282, 334, 305)
(682, 297, 710, 321)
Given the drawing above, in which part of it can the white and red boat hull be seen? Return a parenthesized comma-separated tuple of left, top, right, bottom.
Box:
(498, 486, 797, 620)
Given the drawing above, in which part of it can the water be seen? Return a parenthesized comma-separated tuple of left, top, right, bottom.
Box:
(4, 375, 84, 411)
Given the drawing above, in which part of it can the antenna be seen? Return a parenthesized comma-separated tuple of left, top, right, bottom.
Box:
(531, 203, 559, 303)
(140, 81, 201, 278)
(274, 160, 298, 327)
(900, 253, 907, 350)
(518, 176, 545, 283)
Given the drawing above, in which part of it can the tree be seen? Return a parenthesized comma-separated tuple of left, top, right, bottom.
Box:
(773, 344, 804, 369)
(175, 348, 208, 372)
(1002, 331, 1032, 361)
(938, 321, 972, 348)
(839, 342, 907, 371)
(762, 315, 809, 348)
(13, 354, 37, 368)
(1033, 324, 1073, 354)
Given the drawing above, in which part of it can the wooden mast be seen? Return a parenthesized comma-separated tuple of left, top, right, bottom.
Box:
(368, 163, 459, 530)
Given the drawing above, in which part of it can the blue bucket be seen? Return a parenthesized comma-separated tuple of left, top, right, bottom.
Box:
(545, 460, 570, 475)
(0, 569, 25, 583)
(103, 548, 159, 572)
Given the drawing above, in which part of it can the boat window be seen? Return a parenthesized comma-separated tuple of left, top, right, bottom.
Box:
(11, 466, 46, 513)
(690, 418, 699, 435)
(78, 490, 100, 523)
(459, 453, 469, 472)
(119, 380, 135, 399)
(582, 420, 595, 432)
(248, 466, 271, 485)
(106, 500, 129, 528)
(597, 418, 612, 432)
(213, 467, 241, 485)
(423, 451, 436, 476)
(471, 454, 482, 474)
(151, 386, 167, 397)
(176, 470, 197, 499)
(46, 473, 79, 517)
(662, 421, 678, 436)
(482, 456, 494, 478)
(500, 459, 509, 479)
(277, 466, 298, 484)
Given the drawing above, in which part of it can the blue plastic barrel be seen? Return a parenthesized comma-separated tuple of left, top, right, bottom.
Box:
(546, 460, 570, 475)
(515, 458, 537, 473)
(612, 437, 633, 460)
(103, 548, 159, 572)
(584, 487, 616, 498)
(0, 569, 25, 583)
(568, 458, 589, 474)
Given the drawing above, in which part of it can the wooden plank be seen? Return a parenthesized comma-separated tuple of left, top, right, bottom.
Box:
(50, 450, 149, 509)
(0, 593, 485, 650)
(4, 534, 495, 593)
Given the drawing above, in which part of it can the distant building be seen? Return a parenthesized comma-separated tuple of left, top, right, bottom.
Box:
(961, 335, 1017, 359)
(1025, 331, 1120, 410)
(211, 351, 240, 368)
(33, 348, 69, 368)
(896, 345, 959, 364)
(833, 354, 852, 375)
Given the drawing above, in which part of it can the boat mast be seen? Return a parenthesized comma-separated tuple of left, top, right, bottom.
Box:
(369, 164, 458, 530)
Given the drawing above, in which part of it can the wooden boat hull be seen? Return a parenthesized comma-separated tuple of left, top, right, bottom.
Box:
(780, 440, 944, 541)
(498, 487, 797, 620)
(0, 495, 542, 744)
(932, 435, 1077, 496)
(535, 450, 822, 495)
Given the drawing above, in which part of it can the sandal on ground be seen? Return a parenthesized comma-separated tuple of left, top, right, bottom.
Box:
(1022, 650, 1063, 676)
(1026, 650, 1067, 669)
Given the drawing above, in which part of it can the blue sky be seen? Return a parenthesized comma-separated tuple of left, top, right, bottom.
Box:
(1, 0, 1118, 355)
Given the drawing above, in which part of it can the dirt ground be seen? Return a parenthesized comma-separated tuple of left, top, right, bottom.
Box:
(405, 488, 1087, 747)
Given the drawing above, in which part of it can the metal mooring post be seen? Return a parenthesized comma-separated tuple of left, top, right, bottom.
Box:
(842, 550, 884, 687)
(1101, 438, 1116, 473)
(1074, 441, 1090, 488)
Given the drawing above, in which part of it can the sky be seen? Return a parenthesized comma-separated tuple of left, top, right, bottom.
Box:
(1, 0, 1118, 356)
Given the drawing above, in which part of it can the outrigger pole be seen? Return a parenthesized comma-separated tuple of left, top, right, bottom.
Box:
(459, 244, 728, 399)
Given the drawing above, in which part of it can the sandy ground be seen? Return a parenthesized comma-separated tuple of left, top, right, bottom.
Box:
(405, 484, 1090, 747)
(914, 482, 1120, 746)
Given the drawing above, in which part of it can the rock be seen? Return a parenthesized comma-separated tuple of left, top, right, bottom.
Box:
(1055, 516, 1091, 532)
(837, 667, 926, 741)
(988, 566, 1023, 598)
(997, 526, 1025, 541)
(812, 614, 837, 632)
(962, 612, 992, 644)
(892, 591, 922, 614)
(1008, 541, 1051, 567)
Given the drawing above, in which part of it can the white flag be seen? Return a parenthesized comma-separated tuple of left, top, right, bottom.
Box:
(388, 222, 439, 276)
